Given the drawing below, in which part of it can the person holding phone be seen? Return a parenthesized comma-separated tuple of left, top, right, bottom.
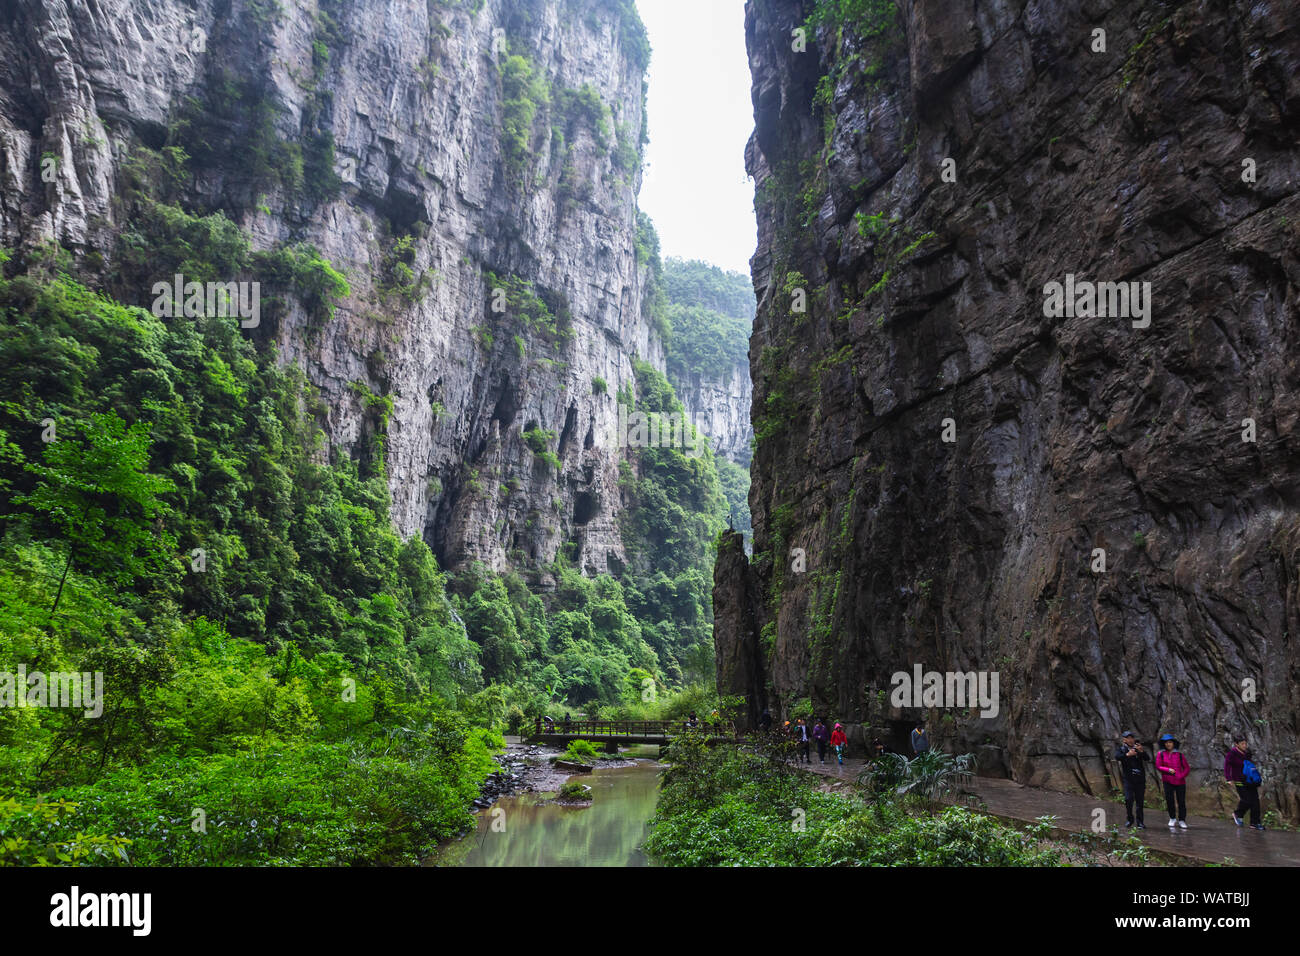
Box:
(1114, 730, 1150, 828)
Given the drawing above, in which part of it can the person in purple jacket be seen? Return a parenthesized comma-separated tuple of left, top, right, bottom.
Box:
(812, 718, 830, 764)
(1223, 734, 1264, 830)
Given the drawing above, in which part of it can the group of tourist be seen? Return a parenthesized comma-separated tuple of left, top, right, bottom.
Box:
(758, 709, 1271, 833)
(1114, 730, 1266, 832)
(758, 711, 850, 765)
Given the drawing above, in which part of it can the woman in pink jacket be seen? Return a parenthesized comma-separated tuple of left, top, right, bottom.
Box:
(1156, 734, 1190, 829)
(829, 723, 848, 765)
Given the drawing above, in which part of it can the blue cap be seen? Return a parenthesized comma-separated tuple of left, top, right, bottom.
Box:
(1159, 733, 1176, 741)
(1122, 730, 1136, 737)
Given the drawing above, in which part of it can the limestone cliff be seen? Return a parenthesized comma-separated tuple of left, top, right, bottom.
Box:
(676, 359, 753, 466)
(730, 0, 1300, 817)
(0, 0, 659, 582)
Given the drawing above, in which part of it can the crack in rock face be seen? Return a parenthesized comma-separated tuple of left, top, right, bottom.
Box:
(726, 0, 1300, 818)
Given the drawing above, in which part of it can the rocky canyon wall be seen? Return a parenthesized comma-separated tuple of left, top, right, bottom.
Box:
(0, 0, 665, 583)
(726, 0, 1300, 816)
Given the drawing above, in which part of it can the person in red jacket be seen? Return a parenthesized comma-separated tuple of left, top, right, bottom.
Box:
(830, 722, 848, 765)
(1155, 734, 1190, 829)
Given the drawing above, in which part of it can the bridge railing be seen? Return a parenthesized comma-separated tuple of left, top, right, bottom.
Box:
(526, 718, 719, 736)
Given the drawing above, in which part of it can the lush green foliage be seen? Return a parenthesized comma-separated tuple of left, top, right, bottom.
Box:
(805, 0, 900, 42)
(552, 84, 610, 149)
(498, 52, 549, 180)
(0, 239, 495, 863)
(662, 305, 751, 383)
(858, 750, 978, 803)
(557, 780, 590, 799)
(561, 739, 600, 762)
(662, 257, 756, 322)
(484, 271, 570, 342)
(617, 361, 726, 677)
(453, 565, 657, 707)
(645, 737, 1062, 867)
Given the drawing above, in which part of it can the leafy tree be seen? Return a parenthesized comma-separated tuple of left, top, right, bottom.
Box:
(17, 412, 176, 620)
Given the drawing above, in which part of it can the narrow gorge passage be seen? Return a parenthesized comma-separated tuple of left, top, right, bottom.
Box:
(0, 0, 1295, 929)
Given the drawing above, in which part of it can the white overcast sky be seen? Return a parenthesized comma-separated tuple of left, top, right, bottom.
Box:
(635, 0, 755, 276)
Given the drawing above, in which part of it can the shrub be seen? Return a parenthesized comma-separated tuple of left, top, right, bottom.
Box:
(561, 739, 600, 763)
(646, 737, 1056, 867)
(558, 780, 591, 800)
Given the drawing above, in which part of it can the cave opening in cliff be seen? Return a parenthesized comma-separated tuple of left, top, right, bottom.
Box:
(573, 490, 598, 526)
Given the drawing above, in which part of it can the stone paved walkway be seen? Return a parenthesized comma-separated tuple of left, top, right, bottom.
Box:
(796, 755, 1300, 866)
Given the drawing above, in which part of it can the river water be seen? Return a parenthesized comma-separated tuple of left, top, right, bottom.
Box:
(431, 760, 663, 866)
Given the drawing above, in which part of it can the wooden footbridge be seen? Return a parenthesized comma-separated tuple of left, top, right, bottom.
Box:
(522, 718, 731, 752)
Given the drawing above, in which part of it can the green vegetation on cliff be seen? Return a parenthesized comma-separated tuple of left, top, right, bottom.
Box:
(0, 247, 496, 864)
(660, 258, 754, 382)
(449, 352, 728, 718)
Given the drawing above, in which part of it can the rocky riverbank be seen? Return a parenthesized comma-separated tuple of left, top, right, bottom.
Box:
(470, 737, 641, 810)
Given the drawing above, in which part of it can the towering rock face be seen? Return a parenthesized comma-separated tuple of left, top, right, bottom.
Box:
(738, 0, 1300, 816)
(0, 0, 656, 581)
(714, 528, 764, 729)
(676, 361, 753, 466)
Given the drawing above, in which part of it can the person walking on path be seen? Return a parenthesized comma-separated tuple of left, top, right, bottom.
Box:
(795, 718, 811, 764)
(1223, 735, 1265, 830)
(1114, 730, 1150, 829)
(1155, 733, 1190, 829)
(830, 722, 848, 765)
(910, 722, 930, 759)
(812, 718, 829, 764)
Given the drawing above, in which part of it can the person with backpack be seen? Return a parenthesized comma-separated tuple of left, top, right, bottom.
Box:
(830, 722, 848, 765)
(1155, 733, 1190, 829)
(794, 717, 811, 764)
(1114, 730, 1150, 828)
(812, 718, 829, 764)
(1223, 734, 1264, 830)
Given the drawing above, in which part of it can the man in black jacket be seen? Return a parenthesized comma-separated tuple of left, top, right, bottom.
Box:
(1115, 730, 1150, 828)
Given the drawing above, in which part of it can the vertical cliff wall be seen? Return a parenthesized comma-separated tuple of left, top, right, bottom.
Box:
(0, 0, 660, 583)
(675, 360, 753, 465)
(729, 0, 1300, 815)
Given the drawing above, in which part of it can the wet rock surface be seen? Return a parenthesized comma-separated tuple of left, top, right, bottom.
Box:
(736, 0, 1300, 817)
(470, 739, 638, 810)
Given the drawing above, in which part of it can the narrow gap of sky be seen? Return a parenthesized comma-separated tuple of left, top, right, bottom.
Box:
(635, 0, 755, 276)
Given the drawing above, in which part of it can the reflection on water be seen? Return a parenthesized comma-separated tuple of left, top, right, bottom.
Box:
(432, 761, 662, 867)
